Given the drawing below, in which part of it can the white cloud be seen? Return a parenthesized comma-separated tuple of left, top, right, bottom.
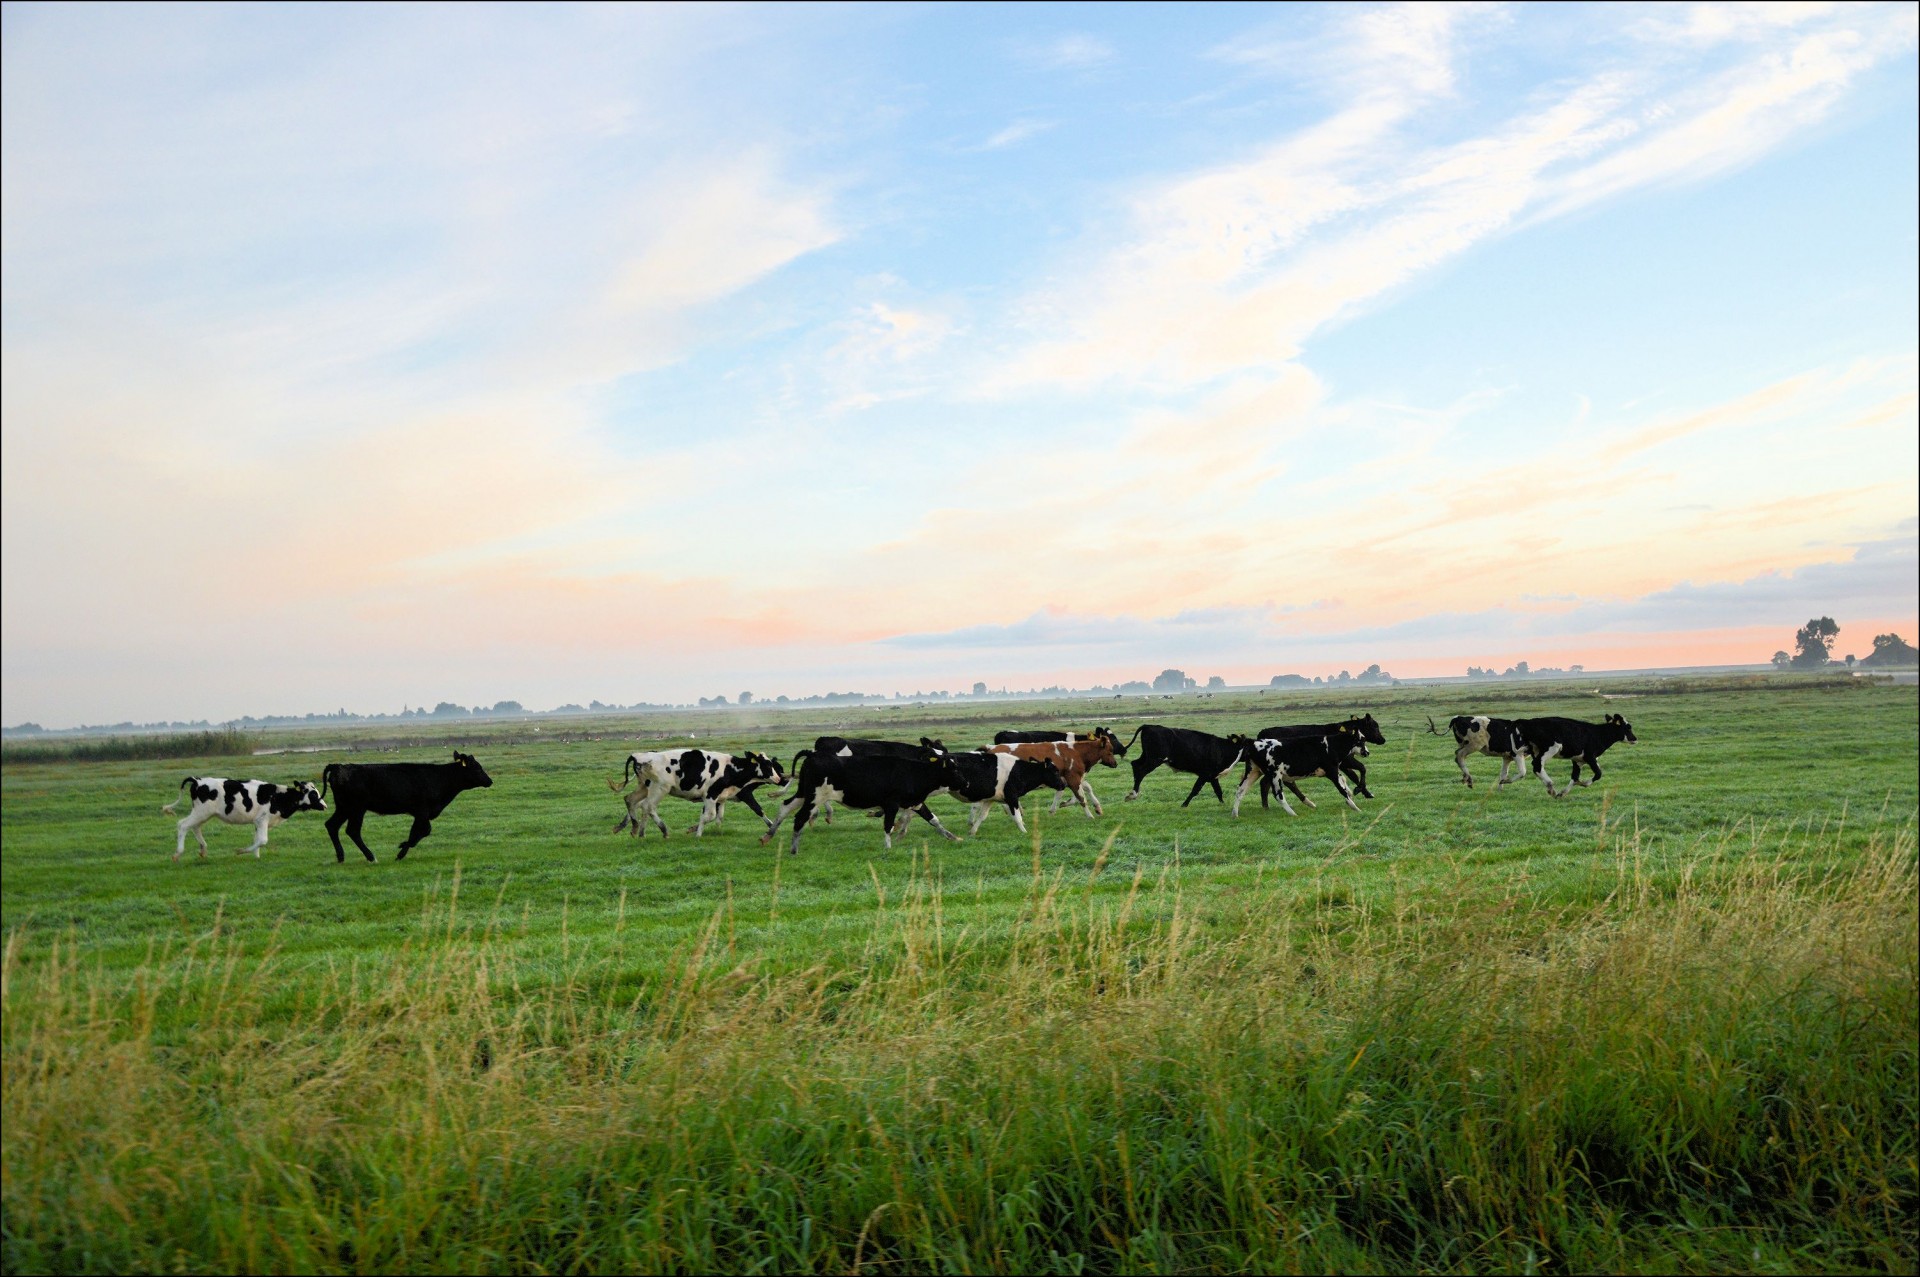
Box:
(1017, 34, 1116, 70)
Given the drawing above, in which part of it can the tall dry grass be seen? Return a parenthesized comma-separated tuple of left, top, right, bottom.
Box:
(4, 819, 1914, 1274)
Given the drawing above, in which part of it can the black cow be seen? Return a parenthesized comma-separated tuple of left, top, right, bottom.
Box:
(992, 726, 1128, 755)
(1430, 714, 1533, 788)
(318, 751, 493, 862)
(787, 737, 948, 824)
(1513, 715, 1637, 797)
(1117, 724, 1254, 805)
(763, 750, 959, 855)
(938, 751, 1066, 834)
(1235, 736, 1360, 817)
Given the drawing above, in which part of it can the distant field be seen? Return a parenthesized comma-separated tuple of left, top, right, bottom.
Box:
(3, 676, 1915, 1274)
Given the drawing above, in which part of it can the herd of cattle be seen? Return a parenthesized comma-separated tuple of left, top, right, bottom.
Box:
(163, 711, 1638, 861)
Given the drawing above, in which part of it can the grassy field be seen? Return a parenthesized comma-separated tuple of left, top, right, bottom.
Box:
(3, 676, 1915, 1273)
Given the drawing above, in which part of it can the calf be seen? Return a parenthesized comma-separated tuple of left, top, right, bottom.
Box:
(1513, 714, 1637, 798)
(608, 748, 785, 838)
(1118, 725, 1254, 805)
(988, 734, 1119, 816)
(938, 751, 1066, 834)
(318, 751, 492, 862)
(1234, 737, 1360, 817)
(763, 751, 959, 855)
(1430, 714, 1532, 788)
(1248, 717, 1383, 805)
(163, 777, 326, 860)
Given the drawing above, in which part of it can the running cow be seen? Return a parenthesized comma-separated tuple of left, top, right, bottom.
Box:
(787, 737, 947, 824)
(1234, 737, 1360, 817)
(939, 751, 1067, 834)
(1248, 714, 1385, 805)
(1430, 715, 1532, 788)
(992, 726, 1127, 754)
(1118, 725, 1255, 806)
(1514, 715, 1637, 798)
(608, 748, 785, 838)
(163, 777, 326, 861)
(989, 733, 1120, 816)
(763, 748, 959, 855)
(319, 752, 493, 862)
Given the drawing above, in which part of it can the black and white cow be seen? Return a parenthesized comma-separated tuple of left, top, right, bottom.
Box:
(319, 752, 492, 862)
(1117, 725, 1255, 806)
(608, 748, 786, 838)
(1431, 715, 1532, 788)
(1234, 737, 1361, 817)
(942, 750, 1067, 834)
(162, 777, 326, 860)
(1514, 715, 1638, 798)
(763, 750, 959, 855)
(1248, 715, 1385, 805)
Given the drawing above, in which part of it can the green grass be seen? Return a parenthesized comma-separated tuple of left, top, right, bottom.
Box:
(3, 677, 1915, 1273)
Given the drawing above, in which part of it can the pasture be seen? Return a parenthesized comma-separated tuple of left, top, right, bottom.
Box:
(3, 676, 1915, 1274)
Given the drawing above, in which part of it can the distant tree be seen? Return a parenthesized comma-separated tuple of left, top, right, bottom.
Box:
(1570, 664, 1584, 674)
(1845, 654, 1855, 668)
(972, 681, 988, 697)
(431, 702, 469, 717)
(1771, 650, 1792, 670)
(492, 700, 523, 714)
(1335, 670, 1351, 683)
(1353, 663, 1391, 684)
(738, 692, 753, 705)
(1790, 616, 1839, 670)
(1153, 668, 1190, 692)
(1861, 633, 1919, 667)
(1270, 673, 1310, 687)
(1207, 675, 1226, 690)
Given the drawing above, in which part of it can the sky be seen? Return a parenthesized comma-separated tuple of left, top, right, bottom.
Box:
(3, 1, 1917, 727)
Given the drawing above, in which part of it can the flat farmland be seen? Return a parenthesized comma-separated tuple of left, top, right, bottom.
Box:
(3, 676, 1915, 1274)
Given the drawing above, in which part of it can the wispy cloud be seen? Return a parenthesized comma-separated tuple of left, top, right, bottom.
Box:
(1014, 33, 1116, 70)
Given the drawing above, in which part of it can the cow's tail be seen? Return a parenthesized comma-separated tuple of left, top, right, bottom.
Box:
(1425, 715, 1442, 736)
(607, 754, 641, 793)
(319, 763, 339, 802)
(1118, 726, 1146, 756)
(162, 775, 193, 814)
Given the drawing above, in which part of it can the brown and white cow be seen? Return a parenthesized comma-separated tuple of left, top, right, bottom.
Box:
(989, 733, 1119, 816)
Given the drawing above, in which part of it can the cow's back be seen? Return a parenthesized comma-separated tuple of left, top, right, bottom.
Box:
(326, 762, 458, 813)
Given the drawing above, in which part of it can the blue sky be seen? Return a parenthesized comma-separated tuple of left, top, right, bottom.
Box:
(3, 2, 1916, 725)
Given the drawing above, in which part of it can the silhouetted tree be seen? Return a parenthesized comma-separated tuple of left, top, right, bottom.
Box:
(1771, 650, 1791, 670)
(1153, 668, 1191, 692)
(1790, 616, 1839, 670)
(1861, 633, 1918, 667)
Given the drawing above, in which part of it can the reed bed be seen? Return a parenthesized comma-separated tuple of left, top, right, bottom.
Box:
(4, 818, 1914, 1274)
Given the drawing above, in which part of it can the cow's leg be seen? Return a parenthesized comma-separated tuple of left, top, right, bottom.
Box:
(1048, 787, 1069, 814)
(325, 810, 350, 862)
(1348, 760, 1373, 799)
(1231, 768, 1259, 818)
(174, 811, 207, 861)
(1535, 744, 1565, 797)
(1273, 774, 1299, 816)
(242, 816, 271, 857)
(345, 812, 376, 862)
(1079, 778, 1102, 816)
(1005, 799, 1028, 834)
(692, 798, 718, 837)
(397, 815, 432, 859)
(880, 806, 901, 850)
(1208, 775, 1227, 804)
(1286, 778, 1316, 809)
(1125, 757, 1162, 800)
(735, 789, 776, 834)
(968, 801, 991, 836)
(1179, 773, 1211, 807)
(1584, 758, 1603, 786)
(912, 804, 961, 841)
(1334, 773, 1361, 813)
(1455, 744, 1476, 788)
(776, 792, 816, 853)
(646, 797, 670, 838)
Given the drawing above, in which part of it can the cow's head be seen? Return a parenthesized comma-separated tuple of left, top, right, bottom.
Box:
(1606, 714, 1637, 743)
(269, 781, 327, 818)
(1092, 726, 1127, 756)
(1228, 732, 1255, 760)
(293, 781, 326, 813)
(1009, 756, 1067, 794)
(740, 751, 786, 786)
(1082, 733, 1119, 768)
(919, 736, 948, 755)
(453, 751, 494, 787)
(1348, 713, 1385, 745)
